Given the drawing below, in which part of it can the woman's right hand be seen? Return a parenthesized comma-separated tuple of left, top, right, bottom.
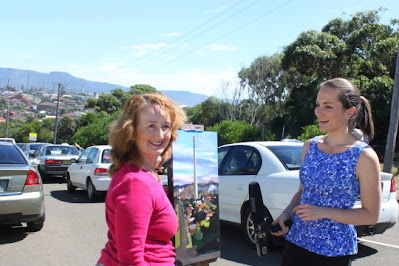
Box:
(270, 211, 290, 236)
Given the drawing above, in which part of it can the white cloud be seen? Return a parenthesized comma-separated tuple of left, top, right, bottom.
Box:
(160, 32, 183, 37)
(129, 43, 168, 50)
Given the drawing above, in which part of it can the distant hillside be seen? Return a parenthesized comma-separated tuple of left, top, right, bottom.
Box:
(159, 90, 209, 107)
(0, 67, 209, 107)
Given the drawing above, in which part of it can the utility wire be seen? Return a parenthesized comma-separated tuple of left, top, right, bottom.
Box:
(140, 0, 295, 74)
(105, 0, 263, 83)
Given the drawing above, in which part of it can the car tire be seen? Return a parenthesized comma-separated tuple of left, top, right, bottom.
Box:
(66, 174, 76, 192)
(27, 215, 45, 232)
(87, 178, 97, 201)
(242, 207, 275, 249)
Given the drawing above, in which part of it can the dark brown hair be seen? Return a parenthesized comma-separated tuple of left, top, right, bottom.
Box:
(320, 78, 374, 140)
(108, 94, 186, 177)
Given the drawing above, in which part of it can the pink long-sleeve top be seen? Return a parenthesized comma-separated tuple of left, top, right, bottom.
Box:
(98, 163, 178, 266)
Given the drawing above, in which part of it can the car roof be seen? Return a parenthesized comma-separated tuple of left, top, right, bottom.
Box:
(86, 145, 112, 149)
(220, 141, 304, 148)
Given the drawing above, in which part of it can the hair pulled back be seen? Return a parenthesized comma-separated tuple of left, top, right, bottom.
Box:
(320, 78, 374, 141)
(108, 93, 186, 177)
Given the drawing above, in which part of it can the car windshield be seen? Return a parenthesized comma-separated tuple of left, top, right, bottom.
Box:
(266, 145, 303, 170)
(0, 145, 28, 164)
(45, 146, 80, 156)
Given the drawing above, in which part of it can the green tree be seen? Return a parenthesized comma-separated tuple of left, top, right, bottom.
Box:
(111, 88, 131, 107)
(129, 84, 158, 95)
(297, 121, 325, 142)
(13, 120, 43, 142)
(72, 117, 113, 148)
(238, 54, 286, 125)
(85, 98, 97, 108)
(281, 9, 399, 143)
(186, 97, 227, 127)
(207, 120, 261, 146)
(97, 94, 121, 113)
(57, 116, 78, 144)
(79, 112, 99, 127)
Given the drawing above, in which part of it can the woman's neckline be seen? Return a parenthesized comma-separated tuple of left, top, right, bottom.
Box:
(315, 136, 360, 155)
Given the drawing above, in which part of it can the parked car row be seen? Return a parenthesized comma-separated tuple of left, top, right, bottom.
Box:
(2, 139, 397, 241)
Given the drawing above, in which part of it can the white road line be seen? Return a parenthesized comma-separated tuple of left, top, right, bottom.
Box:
(359, 238, 399, 249)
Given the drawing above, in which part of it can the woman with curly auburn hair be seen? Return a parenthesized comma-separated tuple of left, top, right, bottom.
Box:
(97, 93, 186, 266)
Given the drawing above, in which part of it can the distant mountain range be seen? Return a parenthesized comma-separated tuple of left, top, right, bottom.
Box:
(0, 67, 209, 107)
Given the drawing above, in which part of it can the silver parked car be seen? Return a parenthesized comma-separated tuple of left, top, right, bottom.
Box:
(66, 145, 112, 201)
(0, 142, 45, 231)
(218, 141, 398, 246)
(30, 144, 80, 179)
(21, 142, 51, 157)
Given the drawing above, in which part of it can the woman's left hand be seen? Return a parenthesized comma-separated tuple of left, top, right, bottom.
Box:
(293, 204, 324, 221)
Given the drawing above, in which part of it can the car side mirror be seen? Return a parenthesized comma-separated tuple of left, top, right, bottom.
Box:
(70, 158, 77, 163)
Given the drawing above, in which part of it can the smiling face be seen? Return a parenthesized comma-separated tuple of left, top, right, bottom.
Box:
(315, 86, 355, 134)
(135, 103, 172, 163)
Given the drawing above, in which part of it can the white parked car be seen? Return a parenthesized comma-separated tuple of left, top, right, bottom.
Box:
(218, 141, 398, 247)
(66, 145, 112, 201)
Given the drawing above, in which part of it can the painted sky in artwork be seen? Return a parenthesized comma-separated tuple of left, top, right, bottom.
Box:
(172, 130, 218, 186)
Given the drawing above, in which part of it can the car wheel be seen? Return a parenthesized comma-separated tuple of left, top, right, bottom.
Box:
(87, 178, 97, 201)
(66, 174, 76, 192)
(242, 207, 275, 249)
(26, 215, 45, 232)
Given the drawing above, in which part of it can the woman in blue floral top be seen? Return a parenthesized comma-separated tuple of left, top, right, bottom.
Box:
(272, 78, 382, 266)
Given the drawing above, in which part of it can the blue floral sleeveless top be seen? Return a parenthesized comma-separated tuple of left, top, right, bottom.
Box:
(285, 136, 369, 256)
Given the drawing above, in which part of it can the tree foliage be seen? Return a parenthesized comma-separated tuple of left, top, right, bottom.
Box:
(207, 120, 261, 146)
(56, 116, 78, 144)
(238, 54, 286, 125)
(111, 88, 131, 106)
(129, 84, 158, 95)
(97, 94, 122, 113)
(281, 9, 399, 144)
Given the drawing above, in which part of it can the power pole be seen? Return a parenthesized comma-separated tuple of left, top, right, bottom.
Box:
(5, 101, 9, 138)
(383, 45, 399, 173)
(26, 73, 30, 92)
(53, 83, 62, 144)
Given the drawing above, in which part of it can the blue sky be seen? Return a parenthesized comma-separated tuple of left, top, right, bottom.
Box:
(1, 0, 398, 96)
(173, 131, 218, 186)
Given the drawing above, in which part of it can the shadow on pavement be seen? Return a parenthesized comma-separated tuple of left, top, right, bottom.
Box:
(50, 189, 106, 204)
(42, 176, 66, 185)
(216, 223, 379, 266)
(0, 226, 29, 245)
(352, 242, 378, 261)
(216, 223, 283, 266)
